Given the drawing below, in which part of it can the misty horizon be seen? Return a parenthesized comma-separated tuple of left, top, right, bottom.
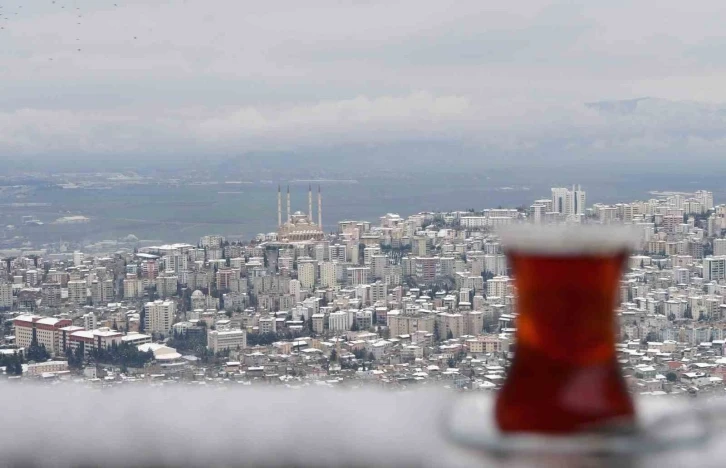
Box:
(2, 1, 726, 169)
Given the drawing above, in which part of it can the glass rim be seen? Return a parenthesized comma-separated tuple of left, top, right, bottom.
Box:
(496, 224, 641, 256)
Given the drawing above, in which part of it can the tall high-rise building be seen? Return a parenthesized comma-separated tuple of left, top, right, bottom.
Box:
(123, 277, 143, 298)
(347, 267, 370, 287)
(329, 244, 347, 263)
(695, 190, 714, 211)
(0, 282, 13, 309)
(551, 187, 570, 215)
(551, 185, 586, 217)
(155, 273, 178, 298)
(297, 258, 316, 289)
(73, 251, 84, 266)
(530, 204, 546, 224)
(144, 300, 176, 334)
(67, 279, 88, 305)
(714, 239, 726, 257)
(41, 283, 61, 308)
(414, 257, 440, 285)
(91, 279, 114, 305)
(83, 312, 97, 331)
(703, 257, 726, 282)
(571, 185, 586, 216)
(319, 262, 337, 288)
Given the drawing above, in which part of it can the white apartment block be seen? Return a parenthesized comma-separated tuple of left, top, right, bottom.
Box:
(200, 235, 224, 249)
(370, 281, 387, 304)
(347, 267, 370, 287)
(703, 257, 726, 282)
(438, 313, 464, 338)
(27, 361, 69, 376)
(68, 328, 123, 355)
(67, 279, 88, 305)
(714, 239, 726, 257)
(329, 311, 351, 332)
(370, 254, 388, 279)
(312, 313, 325, 334)
(124, 278, 143, 298)
(144, 300, 176, 334)
(207, 329, 247, 353)
(551, 185, 586, 217)
(258, 316, 276, 334)
(329, 244, 347, 263)
(0, 282, 12, 309)
(466, 335, 510, 354)
(387, 312, 435, 337)
(73, 251, 84, 266)
(83, 312, 97, 331)
(319, 262, 337, 288)
(91, 279, 114, 305)
(487, 276, 510, 298)
(155, 274, 178, 298)
(297, 258, 316, 289)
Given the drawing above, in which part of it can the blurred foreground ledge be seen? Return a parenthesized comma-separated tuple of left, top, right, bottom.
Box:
(0, 384, 720, 467)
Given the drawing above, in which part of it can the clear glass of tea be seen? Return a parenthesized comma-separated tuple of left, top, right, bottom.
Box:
(495, 225, 638, 434)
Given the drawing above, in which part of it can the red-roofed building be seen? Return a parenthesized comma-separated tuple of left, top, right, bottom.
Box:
(13, 315, 73, 356)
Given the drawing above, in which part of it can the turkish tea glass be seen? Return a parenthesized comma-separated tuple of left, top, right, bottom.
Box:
(495, 225, 636, 434)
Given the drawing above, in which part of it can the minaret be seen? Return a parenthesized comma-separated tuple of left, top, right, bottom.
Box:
(277, 185, 282, 227)
(286, 185, 291, 223)
(318, 185, 322, 229)
(308, 184, 313, 223)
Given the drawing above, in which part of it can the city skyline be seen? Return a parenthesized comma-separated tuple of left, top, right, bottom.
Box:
(3, 1, 726, 464)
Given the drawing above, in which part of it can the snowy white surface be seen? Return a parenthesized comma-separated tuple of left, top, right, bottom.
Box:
(0, 385, 722, 467)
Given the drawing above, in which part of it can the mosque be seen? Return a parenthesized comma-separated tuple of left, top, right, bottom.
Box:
(276, 185, 325, 242)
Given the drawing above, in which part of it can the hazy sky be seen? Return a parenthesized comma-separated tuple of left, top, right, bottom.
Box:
(2, 0, 726, 158)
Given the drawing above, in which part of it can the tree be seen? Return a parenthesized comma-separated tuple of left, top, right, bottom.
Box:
(666, 372, 678, 382)
(27, 329, 50, 362)
(433, 321, 441, 342)
(88, 342, 154, 369)
(67, 344, 85, 370)
(111, 319, 119, 331)
(0, 351, 24, 375)
(351, 320, 360, 332)
(642, 331, 658, 345)
(446, 330, 454, 340)
(367, 351, 375, 362)
(330, 349, 338, 362)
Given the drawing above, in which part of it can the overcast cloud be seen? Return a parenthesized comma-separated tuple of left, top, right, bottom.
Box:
(2, 0, 726, 159)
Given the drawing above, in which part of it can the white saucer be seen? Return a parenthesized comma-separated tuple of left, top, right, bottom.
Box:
(442, 395, 710, 458)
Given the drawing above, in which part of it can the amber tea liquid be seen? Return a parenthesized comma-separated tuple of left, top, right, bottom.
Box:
(495, 252, 635, 434)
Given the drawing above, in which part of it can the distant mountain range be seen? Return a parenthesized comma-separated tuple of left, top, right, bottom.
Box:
(585, 97, 652, 114)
